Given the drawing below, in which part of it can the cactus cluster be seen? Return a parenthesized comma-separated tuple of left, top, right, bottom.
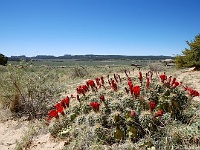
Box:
(46, 68, 199, 146)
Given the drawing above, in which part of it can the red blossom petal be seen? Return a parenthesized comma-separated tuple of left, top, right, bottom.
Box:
(95, 78, 100, 86)
(172, 81, 179, 88)
(100, 76, 104, 85)
(48, 109, 59, 118)
(154, 110, 163, 117)
(111, 80, 117, 91)
(146, 77, 150, 89)
(100, 95, 105, 102)
(130, 110, 136, 117)
(167, 76, 172, 84)
(90, 102, 100, 112)
(61, 96, 70, 107)
(160, 74, 167, 83)
(171, 78, 176, 86)
(150, 101, 156, 111)
(132, 86, 140, 97)
(55, 103, 64, 114)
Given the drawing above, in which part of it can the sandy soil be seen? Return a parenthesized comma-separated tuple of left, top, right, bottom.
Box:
(0, 119, 29, 150)
(0, 70, 199, 150)
(0, 113, 66, 150)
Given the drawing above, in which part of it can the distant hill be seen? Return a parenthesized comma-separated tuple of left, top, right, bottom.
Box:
(9, 54, 174, 61)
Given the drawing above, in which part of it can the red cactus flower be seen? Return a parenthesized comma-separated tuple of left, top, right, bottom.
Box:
(183, 86, 199, 97)
(190, 89, 199, 97)
(128, 78, 133, 87)
(148, 70, 153, 77)
(160, 74, 167, 83)
(90, 102, 100, 112)
(146, 77, 150, 89)
(171, 77, 176, 86)
(48, 109, 59, 119)
(55, 103, 65, 116)
(77, 85, 88, 96)
(132, 86, 140, 97)
(100, 95, 105, 102)
(77, 86, 85, 95)
(87, 79, 97, 91)
(154, 110, 163, 117)
(172, 81, 179, 88)
(61, 96, 70, 108)
(167, 76, 172, 84)
(128, 78, 133, 94)
(82, 84, 88, 92)
(95, 78, 101, 86)
(150, 101, 156, 111)
(130, 110, 136, 117)
(111, 80, 117, 91)
(100, 76, 106, 89)
(139, 71, 143, 83)
(100, 76, 104, 85)
(188, 88, 199, 97)
(87, 80, 96, 88)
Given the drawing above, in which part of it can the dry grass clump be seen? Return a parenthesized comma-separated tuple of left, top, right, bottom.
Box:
(70, 65, 89, 79)
(0, 62, 65, 119)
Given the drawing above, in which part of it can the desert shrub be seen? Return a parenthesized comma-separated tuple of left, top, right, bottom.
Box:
(70, 64, 89, 78)
(46, 68, 199, 149)
(0, 53, 8, 66)
(175, 33, 200, 69)
(0, 62, 65, 118)
(148, 63, 165, 72)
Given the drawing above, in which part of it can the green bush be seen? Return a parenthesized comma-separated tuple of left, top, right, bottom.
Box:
(0, 53, 8, 66)
(175, 34, 200, 69)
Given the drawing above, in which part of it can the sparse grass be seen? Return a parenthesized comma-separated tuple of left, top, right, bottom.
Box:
(0, 62, 66, 118)
(15, 125, 36, 150)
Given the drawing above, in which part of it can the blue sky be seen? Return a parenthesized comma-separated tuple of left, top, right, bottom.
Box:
(0, 0, 200, 57)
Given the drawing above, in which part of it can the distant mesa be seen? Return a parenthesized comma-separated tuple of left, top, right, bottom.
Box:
(8, 54, 174, 61)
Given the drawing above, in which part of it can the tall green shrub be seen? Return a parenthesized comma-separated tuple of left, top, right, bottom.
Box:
(175, 34, 200, 69)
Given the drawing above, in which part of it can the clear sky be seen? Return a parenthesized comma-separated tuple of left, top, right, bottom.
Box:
(0, 0, 200, 57)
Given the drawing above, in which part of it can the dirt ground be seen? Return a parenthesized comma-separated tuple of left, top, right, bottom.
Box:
(0, 70, 200, 150)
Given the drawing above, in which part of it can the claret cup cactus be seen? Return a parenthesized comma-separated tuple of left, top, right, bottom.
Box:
(45, 68, 199, 146)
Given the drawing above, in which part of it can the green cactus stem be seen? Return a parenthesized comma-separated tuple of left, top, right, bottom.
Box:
(114, 126, 124, 140)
